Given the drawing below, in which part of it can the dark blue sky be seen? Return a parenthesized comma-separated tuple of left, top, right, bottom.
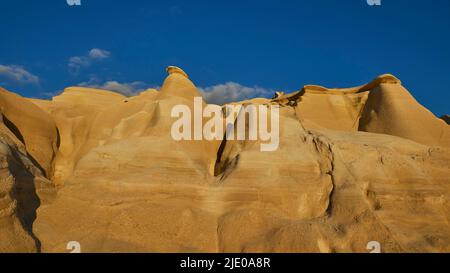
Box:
(0, 0, 449, 115)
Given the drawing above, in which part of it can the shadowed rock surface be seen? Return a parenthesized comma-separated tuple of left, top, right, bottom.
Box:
(0, 68, 449, 253)
(441, 115, 450, 125)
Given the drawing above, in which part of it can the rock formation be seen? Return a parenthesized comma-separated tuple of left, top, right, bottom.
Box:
(0, 67, 449, 253)
(442, 115, 450, 125)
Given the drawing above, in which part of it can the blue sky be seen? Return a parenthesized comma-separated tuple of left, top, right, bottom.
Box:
(0, 0, 449, 115)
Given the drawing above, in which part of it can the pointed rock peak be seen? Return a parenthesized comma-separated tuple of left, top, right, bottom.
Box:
(166, 66, 189, 78)
(373, 74, 402, 85)
(357, 74, 402, 93)
(159, 66, 202, 100)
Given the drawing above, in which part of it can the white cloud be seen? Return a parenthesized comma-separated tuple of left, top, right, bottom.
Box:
(68, 56, 90, 69)
(68, 48, 111, 74)
(88, 48, 111, 60)
(199, 82, 274, 105)
(94, 81, 147, 96)
(76, 77, 273, 102)
(0, 64, 40, 85)
(77, 76, 150, 96)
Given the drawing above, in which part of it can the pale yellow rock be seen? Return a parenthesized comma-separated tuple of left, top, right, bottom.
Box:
(0, 88, 56, 253)
(0, 88, 59, 176)
(290, 74, 450, 147)
(0, 68, 449, 253)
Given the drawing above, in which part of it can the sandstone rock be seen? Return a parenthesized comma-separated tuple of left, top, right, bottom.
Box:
(0, 89, 56, 252)
(0, 67, 448, 253)
(0, 88, 59, 177)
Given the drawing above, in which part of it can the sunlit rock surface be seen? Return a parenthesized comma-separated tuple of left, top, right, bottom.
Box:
(0, 67, 449, 253)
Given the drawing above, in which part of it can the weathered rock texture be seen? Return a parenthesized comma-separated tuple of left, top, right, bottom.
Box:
(0, 67, 449, 253)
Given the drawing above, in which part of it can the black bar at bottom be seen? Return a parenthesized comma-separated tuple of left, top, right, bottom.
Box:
(1, 253, 447, 272)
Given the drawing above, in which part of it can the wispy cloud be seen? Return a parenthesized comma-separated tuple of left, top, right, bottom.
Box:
(79, 81, 148, 96)
(88, 48, 111, 60)
(199, 82, 274, 105)
(0, 64, 40, 85)
(77, 75, 151, 96)
(68, 48, 111, 75)
(73, 76, 274, 102)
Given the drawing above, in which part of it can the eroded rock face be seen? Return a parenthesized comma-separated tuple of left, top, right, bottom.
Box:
(0, 67, 449, 253)
(0, 88, 56, 252)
